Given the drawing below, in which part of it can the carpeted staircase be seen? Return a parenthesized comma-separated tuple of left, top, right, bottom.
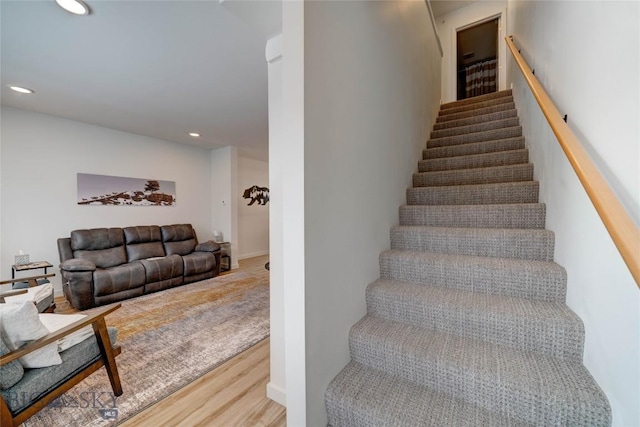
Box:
(325, 90, 611, 426)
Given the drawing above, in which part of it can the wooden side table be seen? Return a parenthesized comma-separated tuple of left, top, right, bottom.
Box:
(12, 261, 53, 279)
(218, 242, 231, 272)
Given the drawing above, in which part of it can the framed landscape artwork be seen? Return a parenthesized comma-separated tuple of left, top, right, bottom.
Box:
(77, 173, 176, 206)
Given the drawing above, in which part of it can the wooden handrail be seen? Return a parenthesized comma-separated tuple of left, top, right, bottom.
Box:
(506, 35, 640, 288)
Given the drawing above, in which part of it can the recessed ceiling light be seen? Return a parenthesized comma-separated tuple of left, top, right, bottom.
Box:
(189, 132, 201, 137)
(55, 0, 90, 15)
(9, 86, 34, 94)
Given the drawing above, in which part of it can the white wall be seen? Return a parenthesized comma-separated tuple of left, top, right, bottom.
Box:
(282, 2, 307, 424)
(436, 1, 507, 103)
(237, 156, 269, 259)
(265, 33, 286, 406)
(302, 1, 441, 425)
(210, 146, 239, 269)
(506, 2, 639, 426)
(0, 107, 214, 294)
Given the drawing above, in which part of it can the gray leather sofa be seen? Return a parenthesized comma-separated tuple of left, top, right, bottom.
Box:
(57, 224, 221, 310)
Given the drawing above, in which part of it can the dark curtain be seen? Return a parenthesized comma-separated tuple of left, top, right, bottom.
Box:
(465, 59, 497, 98)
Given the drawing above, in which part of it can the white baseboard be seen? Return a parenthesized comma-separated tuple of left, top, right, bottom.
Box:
(238, 250, 269, 260)
(266, 382, 286, 406)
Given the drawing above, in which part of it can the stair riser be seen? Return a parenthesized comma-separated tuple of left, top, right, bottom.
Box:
(439, 96, 514, 116)
(399, 204, 546, 229)
(437, 102, 516, 123)
(431, 117, 520, 139)
(414, 164, 533, 187)
(441, 90, 513, 110)
(349, 321, 608, 426)
(379, 250, 567, 302)
(428, 127, 523, 149)
(424, 137, 525, 160)
(407, 182, 539, 206)
(390, 226, 554, 261)
(367, 282, 583, 358)
(420, 149, 529, 172)
(434, 109, 518, 131)
(326, 87, 613, 427)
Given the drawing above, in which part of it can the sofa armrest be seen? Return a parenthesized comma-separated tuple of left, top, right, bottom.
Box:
(59, 262, 96, 310)
(0, 304, 121, 367)
(60, 259, 96, 272)
(195, 241, 221, 252)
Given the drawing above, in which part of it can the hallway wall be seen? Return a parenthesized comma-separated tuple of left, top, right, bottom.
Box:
(302, 1, 441, 424)
(506, 1, 639, 425)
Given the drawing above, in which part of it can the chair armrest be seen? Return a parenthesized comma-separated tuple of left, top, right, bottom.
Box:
(0, 289, 28, 302)
(60, 259, 96, 272)
(195, 241, 221, 252)
(0, 303, 121, 366)
(0, 273, 55, 287)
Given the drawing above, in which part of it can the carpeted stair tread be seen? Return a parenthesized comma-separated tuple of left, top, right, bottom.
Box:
(423, 137, 525, 160)
(349, 316, 611, 426)
(407, 181, 539, 205)
(379, 249, 566, 302)
(326, 361, 532, 427)
(366, 279, 583, 358)
(427, 126, 523, 149)
(325, 91, 612, 425)
(419, 148, 529, 172)
(440, 90, 512, 110)
(399, 203, 546, 229)
(433, 109, 517, 131)
(438, 96, 515, 117)
(390, 226, 554, 261)
(431, 117, 520, 139)
(436, 102, 516, 124)
(413, 163, 533, 187)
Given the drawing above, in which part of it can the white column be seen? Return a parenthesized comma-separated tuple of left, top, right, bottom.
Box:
(210, 146, 239, 269)
(265, 33, 286, 406)
(281, 1, 306, 425)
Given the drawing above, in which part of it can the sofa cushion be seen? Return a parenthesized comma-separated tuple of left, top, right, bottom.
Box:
(71, 228, 126, 269)
(140, 254, 184, 282)
(93, 263, 146, 297)
(0, 337, 23, 390)
(195, 241, 221, 252)
(74, 246, 127, 269)
(123, 225, 162, 244)
(124, 225, 166, 261)
(126, 242, 165, 262)
(183, 252, 216, 277)
(61, 258, 96, 271)
(161, 224, 198, 256)
(0, 327, 118, 414)
(70, 228, 124, 251)
(0, 302, 62, 369)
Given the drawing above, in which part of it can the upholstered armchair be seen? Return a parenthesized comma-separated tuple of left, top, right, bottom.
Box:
(0, 273, 56, 313)
(0, 303, 122, 426)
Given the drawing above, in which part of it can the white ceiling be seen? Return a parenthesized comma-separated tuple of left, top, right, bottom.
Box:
(430, 1, 475, 18)
(1, 0, 281, 161)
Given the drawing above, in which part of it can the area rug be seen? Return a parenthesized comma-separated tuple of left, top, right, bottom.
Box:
(23, 269, 270, 427)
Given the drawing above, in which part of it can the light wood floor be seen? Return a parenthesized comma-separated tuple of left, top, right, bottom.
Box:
(54, 255, 286, 427)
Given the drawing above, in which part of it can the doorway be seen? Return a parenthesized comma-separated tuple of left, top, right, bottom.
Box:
(456, 18, 499, 100)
